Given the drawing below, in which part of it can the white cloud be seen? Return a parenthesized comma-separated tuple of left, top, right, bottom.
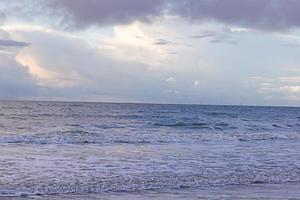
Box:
(6, 27, 178, 102)
(193, 80, 199, 87)
(279, 86, 300, 93)
(165, 76, 176, 83)
(0, 27, 38, 99)
(250, 76, 300, 103)
(163, 89, 180, 94)
(0, 53, 38, 98)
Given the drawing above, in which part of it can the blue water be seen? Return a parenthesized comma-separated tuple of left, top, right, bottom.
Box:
(0, 101, 299, 199)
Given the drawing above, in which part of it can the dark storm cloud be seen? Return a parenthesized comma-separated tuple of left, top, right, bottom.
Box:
(173, 0, 300, 31)
(0, 39, 29, 47)
(48, 0, 300, 31)
(48, 0, 168, 28)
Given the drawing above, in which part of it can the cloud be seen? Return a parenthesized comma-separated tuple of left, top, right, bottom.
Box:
(163, 89, 180, 95)
(173, 0, 300, 31)
(2, 0, 300, 32)
(1, 1, 300, 106)
(189, 33, 217, 39)
(281, 43, 300, 48)
(49, 0, 300, 31)
(277, 76, 300, 83)
(0, 12, 5, 26)
(0, 52, 38, 99)
(0, 39, 29, 47)
(279, 85, 300, 93)
(154, 38, 172, 45)
(193, 80, 199, 87)
(250, 76, 300, 102)
(188, 29, 238, 45)
(0, 27, 37, 99)
(11, 28, 178, 102)
(209, 39, 237, 45)
(165, 76, 176, 83)
(48, 0, 168, 28)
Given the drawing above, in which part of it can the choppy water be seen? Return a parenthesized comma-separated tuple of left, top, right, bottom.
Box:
(0, 101, 299, 199)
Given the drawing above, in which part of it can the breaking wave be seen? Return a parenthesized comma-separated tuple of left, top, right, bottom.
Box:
(1, 169, 300, 197)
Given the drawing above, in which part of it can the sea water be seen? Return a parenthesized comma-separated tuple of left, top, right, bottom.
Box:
(0, 101, 299, 199)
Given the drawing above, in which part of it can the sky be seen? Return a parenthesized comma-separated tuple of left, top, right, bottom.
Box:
(0, 0, 300, 106)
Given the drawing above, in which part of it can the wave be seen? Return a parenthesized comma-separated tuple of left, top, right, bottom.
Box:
(1, 131, 103, 145)
(0, 131, 164, 145)
(153, 122, 212, 129)
(153, 121, 240, 130)
(152, 121, 297, 131)
(203, 112, 238, 118)
(1, 169, 300, 197)
(0, 130, 300, 145)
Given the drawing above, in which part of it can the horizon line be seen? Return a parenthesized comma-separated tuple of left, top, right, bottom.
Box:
(0, 99, 299, 109)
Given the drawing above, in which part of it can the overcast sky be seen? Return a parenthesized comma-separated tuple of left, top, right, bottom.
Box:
(0, 0, 300, 106)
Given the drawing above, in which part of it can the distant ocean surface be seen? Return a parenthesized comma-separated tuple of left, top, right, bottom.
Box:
(0, 101, 300, 199)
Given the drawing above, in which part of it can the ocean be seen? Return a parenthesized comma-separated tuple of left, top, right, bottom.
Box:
(0, 101, 299, 199)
